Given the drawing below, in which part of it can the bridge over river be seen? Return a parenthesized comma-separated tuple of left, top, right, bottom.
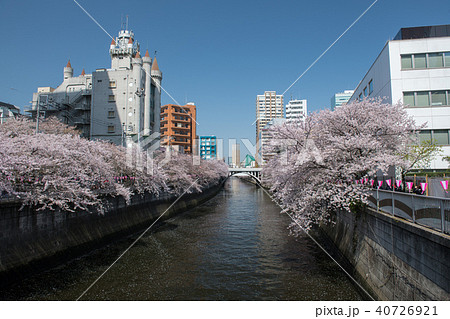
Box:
(228, 167, 262, 184)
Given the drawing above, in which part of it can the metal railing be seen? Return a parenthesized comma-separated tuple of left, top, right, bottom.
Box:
(368, 189, 450, 234)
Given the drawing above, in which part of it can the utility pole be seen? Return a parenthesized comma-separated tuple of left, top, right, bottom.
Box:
(36, 95, 41, 134)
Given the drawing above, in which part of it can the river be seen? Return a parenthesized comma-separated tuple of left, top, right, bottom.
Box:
(1, 177, 364, 300)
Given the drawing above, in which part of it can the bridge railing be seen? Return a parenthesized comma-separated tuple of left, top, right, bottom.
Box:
(368, 189, 450, 234)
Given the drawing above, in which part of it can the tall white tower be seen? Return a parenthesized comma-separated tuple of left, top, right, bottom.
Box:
(143, 50, 152, 136)
(109, 29, 140, 69)
(64, 60, 73, 80)
(151, 57, 162, 141)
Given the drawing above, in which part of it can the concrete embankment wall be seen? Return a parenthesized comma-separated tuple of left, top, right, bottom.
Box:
(320, 207, 450, 300)
(0, 179, 224, 285)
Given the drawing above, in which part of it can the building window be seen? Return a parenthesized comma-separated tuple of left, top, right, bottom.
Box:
(402, 52, 450, 70)
(358, 93, 363, 101)
(416, 91, 430, 106)
(419, 130, 432, 143)
(107, 125, 115, 133)
(445, 52, 450, 67)
(401, 55, 413, 69)
(363, 87, 367, 97)
(428, 53, 444, 68)
(109, 81, 116, 88)
(108, 95, 115, 102)
(368, 80, 373, 95)
(431, 91, 447, 106)
(403, 92, 415, 106)
(433, 130, 449, 145)
(404, 90, 449, 107)
(108, 110, 115, 118)
(414, 54, 427, 69)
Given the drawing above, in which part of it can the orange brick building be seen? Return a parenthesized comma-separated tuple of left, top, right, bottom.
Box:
(160, 103, 197, 154)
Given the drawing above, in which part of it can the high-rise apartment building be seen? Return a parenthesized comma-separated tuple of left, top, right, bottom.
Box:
(30, 27, 162, 149)
(348, 24, 450, 170)
(256, 91, 283, 164)
(160, 103, 197, 154)
(285, 99, 307, 122)
(259, 118, 287, 164)
(231, 143, 240, 167)
(199, 136, 217, 160)
(331, 90, 354, 110)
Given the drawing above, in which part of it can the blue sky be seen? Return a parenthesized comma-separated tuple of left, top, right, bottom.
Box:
(1, 0, 449, 160)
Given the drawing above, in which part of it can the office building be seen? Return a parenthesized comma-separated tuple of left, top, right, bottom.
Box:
(0, 102, 20, 124)
(199, 136, 217, 160)
(331, 90, 354, 110)
(285, 99, 307, 122)
(30, 27, 162, 148)
(256, 91, 283, 164)
(348, 24, 450, 170)
(231, 143, 240, 167)
(160, 103, 197, 154)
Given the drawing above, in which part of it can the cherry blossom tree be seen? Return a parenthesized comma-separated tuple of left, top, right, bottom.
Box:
(263, 99, 418, 231)
(0, 117, 228, 213)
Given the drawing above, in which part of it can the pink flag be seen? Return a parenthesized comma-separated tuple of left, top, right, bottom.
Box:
(386, 179, 392, 187)
(420, 182, 428, 194)
(356, 180, 359, 184)
(440, 180, 449, 191)
(378, 181, 383, 188)
(370, 179, 374, 187)
(396, 180, 402, 188)
(406, 182, 413, 190)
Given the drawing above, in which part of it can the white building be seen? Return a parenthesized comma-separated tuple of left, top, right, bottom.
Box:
(348, 25, 450, 170)
(0, 102, 20, 124)
(285, 99, 307, 122)
(31, 27, 162, 149)
(331, 90, 354, 110)
(256, 91, 283, 164)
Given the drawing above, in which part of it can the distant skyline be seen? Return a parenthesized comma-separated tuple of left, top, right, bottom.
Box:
(1, 0, 450, 160)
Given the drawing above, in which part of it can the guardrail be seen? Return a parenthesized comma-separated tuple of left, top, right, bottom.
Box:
(368, 189, 450, 234)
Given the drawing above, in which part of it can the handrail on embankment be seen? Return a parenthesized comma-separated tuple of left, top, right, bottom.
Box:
(368, 189, 450, 235)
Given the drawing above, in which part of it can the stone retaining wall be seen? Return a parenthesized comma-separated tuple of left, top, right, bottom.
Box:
(320, 207, 450, 300)
(0, 179, 225, 286)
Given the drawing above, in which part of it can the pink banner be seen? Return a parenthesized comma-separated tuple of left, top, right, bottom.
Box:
(441, 180, 449, 191)
(378, 181, 383, 188)
(420, 182, 428, 194)
(396, 180, 402, 188)
(406, 182, 413, 190)
(370, 179, 374, 187)
(386, 179, 392, 187)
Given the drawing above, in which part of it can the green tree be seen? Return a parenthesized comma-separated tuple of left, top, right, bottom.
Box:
(401, 139, 442, 176)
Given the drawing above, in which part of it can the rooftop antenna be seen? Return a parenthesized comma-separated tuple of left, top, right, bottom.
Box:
(154, 50, 157, 57)
(126, 15, 129, 30)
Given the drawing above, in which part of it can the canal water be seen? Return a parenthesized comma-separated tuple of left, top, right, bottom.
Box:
(1, 178, 364, 300)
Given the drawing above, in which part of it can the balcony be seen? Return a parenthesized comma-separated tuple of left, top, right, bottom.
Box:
(171, 125, 190, 130)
